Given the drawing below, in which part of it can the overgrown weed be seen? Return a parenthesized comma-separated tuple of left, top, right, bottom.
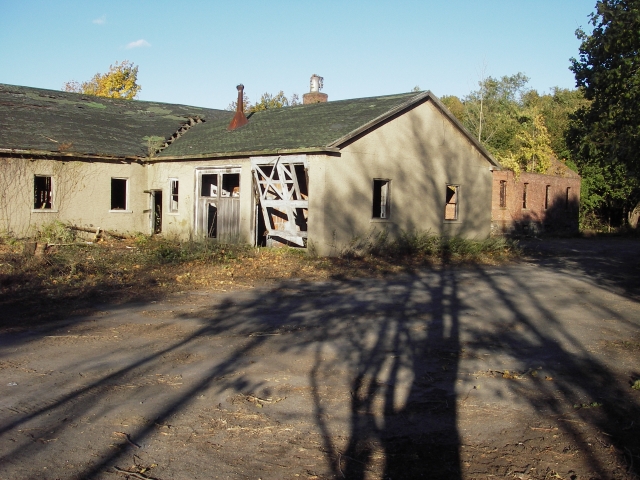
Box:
(0, 227, 521, 327)
(340, 229, 520, 264)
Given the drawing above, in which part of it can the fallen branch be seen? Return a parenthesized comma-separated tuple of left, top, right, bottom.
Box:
(113, 431, 141, 448)
(69, 225, 128, 240)
(529, 426, 557, 432)
(113, 466, 158, 480)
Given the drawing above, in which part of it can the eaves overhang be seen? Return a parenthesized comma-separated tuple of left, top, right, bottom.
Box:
(0, 148, 142, 163)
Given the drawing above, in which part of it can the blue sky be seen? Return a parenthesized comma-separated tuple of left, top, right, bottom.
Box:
(0, 1, 596, 109)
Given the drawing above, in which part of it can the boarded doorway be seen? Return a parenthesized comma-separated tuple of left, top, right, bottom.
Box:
(195, 168, 241, 240)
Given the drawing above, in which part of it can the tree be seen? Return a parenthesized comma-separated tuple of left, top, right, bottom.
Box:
(440, 95, 465, 122)
(523, 87, 589, 161)
(63, 60, 141, 99)
(462, 73, 530, 157)
(227, 91, 299, 113)
(569, 0, 640, 226)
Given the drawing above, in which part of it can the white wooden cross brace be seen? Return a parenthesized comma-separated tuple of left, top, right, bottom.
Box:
(252, 157, 308, 246)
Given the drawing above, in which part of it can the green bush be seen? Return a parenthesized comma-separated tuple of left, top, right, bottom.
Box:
(37, 221, 76, 244)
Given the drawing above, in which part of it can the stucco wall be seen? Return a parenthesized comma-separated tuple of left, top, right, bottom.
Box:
(0, 156, 147, 237)
(308, 100, 495, 256)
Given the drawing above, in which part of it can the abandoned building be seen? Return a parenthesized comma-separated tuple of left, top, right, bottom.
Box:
(0, 77, 579, 255)
(491, 159, 581, 236)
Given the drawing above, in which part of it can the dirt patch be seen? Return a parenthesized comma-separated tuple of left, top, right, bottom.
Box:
(0, 237, 639, 479)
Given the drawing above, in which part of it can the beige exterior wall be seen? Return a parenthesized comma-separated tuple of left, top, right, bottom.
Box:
(308, 100, 495, 256)
(0, 156, 147, 237)
(0, 155, 257, 243)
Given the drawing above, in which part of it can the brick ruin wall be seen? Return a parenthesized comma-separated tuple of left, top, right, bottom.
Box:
(491, 169, 581, 236)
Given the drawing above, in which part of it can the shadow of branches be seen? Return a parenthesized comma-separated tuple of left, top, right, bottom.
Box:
(1, 241, 639, 478)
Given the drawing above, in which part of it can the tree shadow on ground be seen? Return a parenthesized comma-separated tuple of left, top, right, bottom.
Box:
(0, 243, 639, 479)
(520, 236, 640, 300)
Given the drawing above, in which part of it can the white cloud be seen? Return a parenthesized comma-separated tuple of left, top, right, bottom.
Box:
(92, 15, 106, 25)
(126, 39, 151, 49)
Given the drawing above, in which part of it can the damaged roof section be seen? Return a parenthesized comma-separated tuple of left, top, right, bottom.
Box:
(0, 83, 231, 158)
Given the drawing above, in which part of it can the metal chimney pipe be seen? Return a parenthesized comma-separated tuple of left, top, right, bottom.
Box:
(227, 84, 249, 131)
(236, 84, 244, 113)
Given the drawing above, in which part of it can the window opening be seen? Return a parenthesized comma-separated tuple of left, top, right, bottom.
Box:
(201, 174, 218, 197)
(499, 180, 507, 208)
(565, 187, 570, 210)
(34, 175, 52, 209)
(169, 179, 179, 213)
(445, 184, 459, 220)
(372, 179, 390, 219)
(522, 183, 529, 209)
(545, 185, 551, 210)
(111, 178, 128, 210)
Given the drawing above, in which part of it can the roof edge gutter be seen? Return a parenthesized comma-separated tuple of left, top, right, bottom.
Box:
(149, 146, 340, 162)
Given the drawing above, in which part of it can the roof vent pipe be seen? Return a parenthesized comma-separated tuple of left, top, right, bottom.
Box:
(303, 74, 328, 104)
(310, 74, 323, 93)
(227, 84, 249, 131)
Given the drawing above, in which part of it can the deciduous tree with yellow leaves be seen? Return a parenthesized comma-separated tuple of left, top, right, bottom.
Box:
(63, 60, 141, 99)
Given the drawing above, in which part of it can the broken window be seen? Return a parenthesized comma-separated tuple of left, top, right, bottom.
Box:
(221, 173, 240, 197)
(445, 184, 459, 220)
(499, 180, 507, 208)
(34, 175, 52, 209)
(111, 178, 128, 210)
(372, 179, 390, 219)
(522, 183, 529, 209)
(169, 179, 179, 213)
(207, 204, 218, 238)
(545, 185, 551, 210)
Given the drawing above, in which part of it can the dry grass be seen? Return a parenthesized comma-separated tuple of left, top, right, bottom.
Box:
(0, 229, 520, 330)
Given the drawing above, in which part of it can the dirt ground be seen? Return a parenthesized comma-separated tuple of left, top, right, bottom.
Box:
(1, 237, 639, 480)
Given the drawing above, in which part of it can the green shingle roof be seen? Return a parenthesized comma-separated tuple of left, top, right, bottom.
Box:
(0, 84, 498, 166)
(157, 92, 423, 158)
(0, 84, 231, 158)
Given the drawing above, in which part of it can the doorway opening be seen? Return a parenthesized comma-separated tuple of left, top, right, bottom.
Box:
(151, 190, 162, 234)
